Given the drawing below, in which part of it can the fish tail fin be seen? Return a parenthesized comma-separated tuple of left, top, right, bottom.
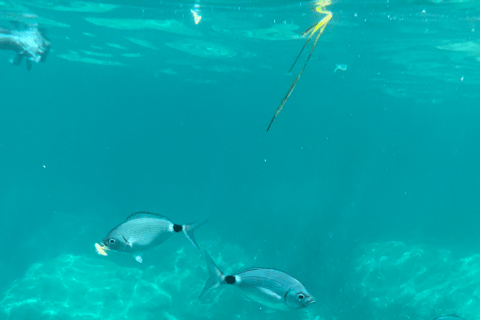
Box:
(199, 251, 225, 299)
(26, 58, 33, 71)
(10, 53, 23, 66)
(183, 219, 208, 249)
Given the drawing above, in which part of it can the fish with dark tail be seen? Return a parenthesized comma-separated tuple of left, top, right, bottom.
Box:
(200, 251, 315, 311)
(0, 20, 51, 71)
(434, 316, 464, 320)
(96, 212, 207, 263)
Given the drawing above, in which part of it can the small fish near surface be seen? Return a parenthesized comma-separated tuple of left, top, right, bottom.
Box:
(96, 212, 207, 263)
(0, 20, 51, 71)
(434, 315, 464, 320)
(200, 252, 315, 311)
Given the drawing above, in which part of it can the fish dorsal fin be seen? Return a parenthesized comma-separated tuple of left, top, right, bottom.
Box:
(126, 211, 169, 221)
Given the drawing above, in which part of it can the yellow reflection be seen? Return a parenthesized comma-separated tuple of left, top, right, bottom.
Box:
(267, 0, 333, 131)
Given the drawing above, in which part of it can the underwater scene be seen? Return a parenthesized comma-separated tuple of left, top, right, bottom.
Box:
(1, 0, 480, 319)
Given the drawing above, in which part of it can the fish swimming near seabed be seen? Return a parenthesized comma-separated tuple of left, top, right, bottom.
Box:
(98, 212, 207, 263)
(433, 315, 464, 320)
(200, 251, 315, 311)
(0, 20, 51, 71)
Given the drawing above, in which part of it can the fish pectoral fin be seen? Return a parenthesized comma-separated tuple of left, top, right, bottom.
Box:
(123, 236, 132, 247)
(134, 254, 143, 264)
(257, 287, 282, 300)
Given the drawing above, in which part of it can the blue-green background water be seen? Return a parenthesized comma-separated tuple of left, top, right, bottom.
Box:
(1, 0, 480, 319)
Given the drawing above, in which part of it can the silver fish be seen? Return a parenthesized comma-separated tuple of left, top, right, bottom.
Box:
(101, 212, 207, 262)
(200, 252, 315, 311)
(0, 20, 51, 71)
(434, 316, 463, 320)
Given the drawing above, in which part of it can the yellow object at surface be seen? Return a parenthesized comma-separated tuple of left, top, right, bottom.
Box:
(267, 0, 333, 131)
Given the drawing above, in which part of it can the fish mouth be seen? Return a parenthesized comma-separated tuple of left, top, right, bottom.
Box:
(305, 297, 315, 305)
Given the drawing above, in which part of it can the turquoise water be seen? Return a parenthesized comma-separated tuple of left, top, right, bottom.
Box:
(1, 0, 480, 319)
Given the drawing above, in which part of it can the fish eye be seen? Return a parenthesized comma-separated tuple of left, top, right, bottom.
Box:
(297, 294, 305, 300)
(109, 239, 115, 244)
